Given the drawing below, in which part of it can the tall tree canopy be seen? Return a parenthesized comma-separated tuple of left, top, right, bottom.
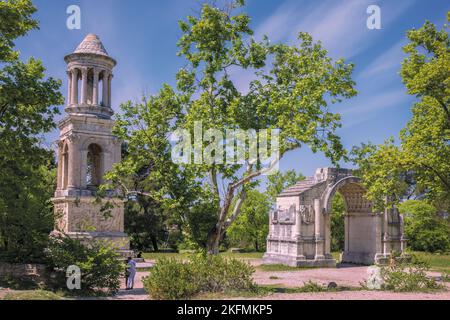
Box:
(107, 1, 356, 254)
(0, 0, 63, 262)
(176, 1, 356, 253)
(352, 13, 450, 212)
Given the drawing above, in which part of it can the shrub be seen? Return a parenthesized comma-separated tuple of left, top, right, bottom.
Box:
(297, 280, 326, 293)
(143, 253, 256, 299)
(398, 200, 450, 252)
(379, 254, 443, 292)
(441, 271, 450, 282)
(45, 236, 123, 295)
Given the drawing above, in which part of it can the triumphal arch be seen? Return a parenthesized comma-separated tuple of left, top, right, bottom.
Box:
(263, 167, 406, 266)
(51, 34, 130, 253)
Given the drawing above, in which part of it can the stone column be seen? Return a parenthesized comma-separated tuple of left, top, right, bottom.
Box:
(80, 67, 88, 105)
(102, 71, 109, 107)
(66, 142, 75, 190)
(294, 208, 302, 238)
(66, 70, 72, 106)
(374, 212, 384, 264)
(399, 214, 406, 252)
(324, 212, 331, 258)
(383, 207, 389, 254)
(56, 142, 63, 190)
(92, 69, 99, 105)
(295, 209, 305, 260)
(71, 69, 79, 105)
(344, 214, 350, 252)
(66, 135, 80, 191)
(314, 198, 325, 260)
(80, 149, 88, 189)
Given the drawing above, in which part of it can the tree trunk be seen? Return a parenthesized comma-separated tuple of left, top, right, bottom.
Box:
(255, 240, 259, 252)
(206, 226, 221, 255)
(150, 235, 159, 252)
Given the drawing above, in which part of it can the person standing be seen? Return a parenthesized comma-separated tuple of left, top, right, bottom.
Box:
(126, 257, 137, 290)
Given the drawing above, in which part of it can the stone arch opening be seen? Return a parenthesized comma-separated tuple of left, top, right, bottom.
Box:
(62, 143, 69, 189)
(86, 143, 103, 188)
(324, 178, 376, 265)
(99, 71, 105, 106)
(86, 67, 94, 105)
(76, 68, 82, 105)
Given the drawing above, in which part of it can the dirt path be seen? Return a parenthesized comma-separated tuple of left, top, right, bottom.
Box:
(2, 260, 448, 300)
(108, 263, 449, 300)
(242, 290, 450, 300)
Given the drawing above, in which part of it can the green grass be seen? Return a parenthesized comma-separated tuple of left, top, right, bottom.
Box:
(142, 250, 449, 273)
(331, 251, 341, 262)
(257, 264, 312, 272)
(142, 251, 264, 261)
(2, 290, 65, 300)
(410, 251, 450, 272)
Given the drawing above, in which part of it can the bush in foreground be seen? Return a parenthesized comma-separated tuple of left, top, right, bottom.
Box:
(143, 253, 256, 299)
(45, 236, 123, 295)
(379, 254, 443, 292)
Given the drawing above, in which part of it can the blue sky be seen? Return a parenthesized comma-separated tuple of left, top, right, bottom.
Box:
(15, 0, 449, 178)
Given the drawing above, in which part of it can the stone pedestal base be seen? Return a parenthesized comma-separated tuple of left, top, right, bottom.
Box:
(263, 253, 336, 268)
(341, 251, 376, 265)
(53, 231, 132, 258)
(63, 231, 130, 250)
(52, 196, 130, 255)
(374, 252, 412, 266)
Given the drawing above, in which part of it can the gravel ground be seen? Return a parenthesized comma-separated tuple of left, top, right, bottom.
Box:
(2, 260, 448, 300)
(243, 290, 450, 300)
(109, 263, 450, 300)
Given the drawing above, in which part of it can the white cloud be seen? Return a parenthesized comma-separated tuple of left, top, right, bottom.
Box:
(255, 0, 416, 59)
(357, 40, 406, 79)
(339, 88, 411, 127)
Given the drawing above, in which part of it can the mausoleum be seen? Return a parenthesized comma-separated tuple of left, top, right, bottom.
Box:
(51, 34, 130, 254)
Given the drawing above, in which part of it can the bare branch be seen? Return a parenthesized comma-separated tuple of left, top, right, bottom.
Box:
(223, 188, 247, 231)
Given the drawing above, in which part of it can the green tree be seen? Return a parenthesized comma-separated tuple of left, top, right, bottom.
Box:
(227, 190, 270, 251)
(0, 0, 63, 262)
(175, 1, 356, 253)
(103, 85, 217, 251)
(330, 193, 346, 252)
(124, 196, 168, 252)
(106, 1, 356, 254)
(266, 170, 304, 203)
(398, 200, 450, 252)
(400, 12, 450, 126)
(352, 14, 450, 212)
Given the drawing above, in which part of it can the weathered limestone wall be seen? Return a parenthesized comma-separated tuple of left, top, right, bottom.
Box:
(0, 263, 49, 283)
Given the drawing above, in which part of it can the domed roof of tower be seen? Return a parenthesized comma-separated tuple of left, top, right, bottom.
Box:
(74, 33, 109, 56)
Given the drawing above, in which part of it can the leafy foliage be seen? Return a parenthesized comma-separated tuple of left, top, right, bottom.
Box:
(352, 14, 450, 212)
(398, 200, 450, 252)
(400, 14, 450, 127)
(227, 190, 270, 251)
(143, 253, 256, 299)
(175, 1, 356, 253)
(45, 236, 122, 295)
(0, 0, 64, 262)
(380, 254, 442, 292)
(330, 193, 345, 252)
(266, 170, 304, 203)
(106, 1, 356, 254)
